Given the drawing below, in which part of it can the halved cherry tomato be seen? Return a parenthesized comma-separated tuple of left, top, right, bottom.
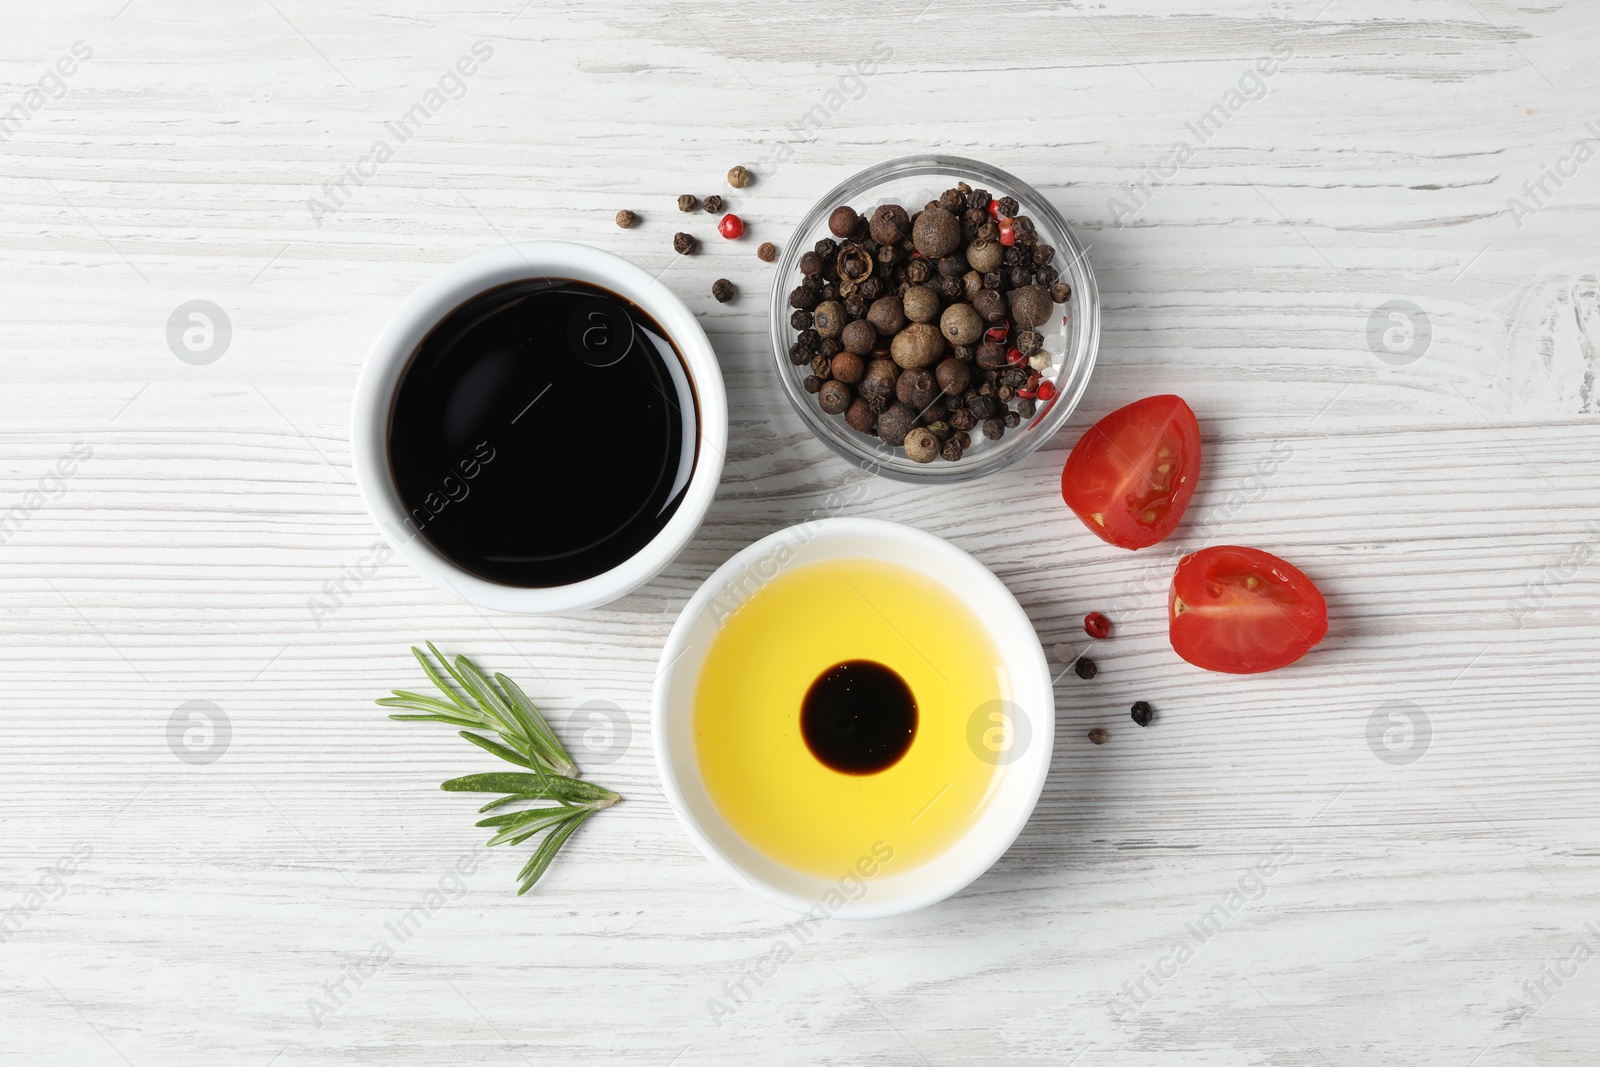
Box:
(1169, 545, 1328, 674)
(1060, 395, 1201, 550)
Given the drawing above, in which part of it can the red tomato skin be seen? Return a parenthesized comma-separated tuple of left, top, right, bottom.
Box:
(1168, 546, 1329, 674)
(1060, 395, 1202, 550)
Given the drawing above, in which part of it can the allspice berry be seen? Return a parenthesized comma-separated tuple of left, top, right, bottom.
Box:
(896, 367, 939, 409)
(812, 300, 847, 339)
(875, 402, 918, 446)
(890, 323, 945, 369)
(966, 238, 1002, 273)
(867, 295, 907, 335)
(677, 194, 698, 212)
(711, 278, 735, 303)
(844, 398, 876, 434)
(859, 359, 900, 402)
(818, 379, 853, 415)
(831, 351, 866, 383)
(727, 165, 753, 189)
(971, 288, 1006, 323)
(840, 319, 877, 356)
(829, 206, 862, 239)
(904, 427, 939, 464)
(869, 204, 911, 246)
(757, 241, 778, 262)
(939, 302, 982, 346)
(614, 209, 638, 229)
(1008, 285, 1054, 329)
(911, 206, 961, 258)
(901, 286, 941, 324)
(935, 357, 971, 395)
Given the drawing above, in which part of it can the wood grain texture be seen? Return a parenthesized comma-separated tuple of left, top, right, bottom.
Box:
(2, 1, 1598, 1064)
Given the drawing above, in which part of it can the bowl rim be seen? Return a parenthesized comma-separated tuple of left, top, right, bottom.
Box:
(651, 517, 1056, 918)
(350, 240, 727, 614)
(768, 155, 1100, 484)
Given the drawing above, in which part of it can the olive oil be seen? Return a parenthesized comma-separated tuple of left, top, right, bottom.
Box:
(694, 558, 1010, 879)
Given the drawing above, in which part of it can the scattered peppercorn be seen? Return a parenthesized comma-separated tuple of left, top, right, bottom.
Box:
(1087, 728, 1108, 745)
(704, 195, 725, 214)
(718, 214, 744, 240)
(758, 241, 778, 262)
(1084, 612, 1112, 639)
(711, 278, 735, 303)
(1130, 701, 1154, 727)
(727, 165, 753, 189)
(614, 209, 638, 229)
(673, 232, 697, 255)
(904, 427, 939, 463)
(677, 194, 698, 212)
(1074, 657, 1098, 680)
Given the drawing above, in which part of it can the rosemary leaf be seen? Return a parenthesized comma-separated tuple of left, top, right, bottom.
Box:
(458, 731, 539, 770)
(388, 646, 621, 895)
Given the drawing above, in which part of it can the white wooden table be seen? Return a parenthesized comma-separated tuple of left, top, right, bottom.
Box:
(3, 2, 1598, 1063)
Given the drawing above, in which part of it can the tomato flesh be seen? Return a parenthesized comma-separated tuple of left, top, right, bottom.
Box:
(1169, 546, 1328, 674)
(1060, 395, 1201, 550)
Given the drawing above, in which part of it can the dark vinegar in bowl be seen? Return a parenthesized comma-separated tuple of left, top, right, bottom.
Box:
(387, 279, 698, 588)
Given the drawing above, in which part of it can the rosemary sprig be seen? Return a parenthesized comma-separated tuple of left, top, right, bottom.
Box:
(380, 644, 621, 895)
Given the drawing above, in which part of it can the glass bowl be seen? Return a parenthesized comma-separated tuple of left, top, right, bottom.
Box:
(769, 155, 1100, 484)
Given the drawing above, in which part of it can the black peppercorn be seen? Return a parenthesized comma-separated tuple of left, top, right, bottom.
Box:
(803, 375, 823, 394)
(673, 232, 698, 255)
(1051, 282, 1072, 304)
(981, 270, 1003, 291)
(1035, 265, 1059, 287)
(1003, 246, 1027, 268)
(704, 195, 725, 214)
(791, 309, 813, 330)
(711, 278, 735, 303)
(820, 337, 843, 358)
(614, 209, 638, 229)
(844, 295, 868, 320)
(727, 165, 753, 189)
(995, 195, 1019, 218)
(981, 416, 1005, 441)
(1075, 657, 1098, 680)
(949, 407, 975, 432)
(1008, 266, 1033, 289)
(1016, 330, 1044, 356)
(966, 189, 991, 211)
(810, 354, 832, 378)
(1017, 397, 1036, 419)
(757, 241, 778, 262)
(1032, 244, 1056, 267)
(814, 237, 839, 260)
(905, 259, 931, 285)
(677, 194, 698, 212)
(1004, 410, 1020, 428)
(799, 251, 823, 276)
(1130, 701, 1155, 727)
(940, 438, 963, 462)
(788, 343, 810, 366)
(953, 430, 971, 450)
(939, 188, 965, 212)
(797, 328, 821, 353)
(967, 395, 1002, 420)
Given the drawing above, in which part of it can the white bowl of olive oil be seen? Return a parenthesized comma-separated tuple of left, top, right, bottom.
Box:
(653, 518, 1055, 918)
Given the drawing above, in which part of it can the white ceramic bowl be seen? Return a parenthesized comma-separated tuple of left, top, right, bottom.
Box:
(351, 241, 727, 614)
(652, 518, 1055, 918)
